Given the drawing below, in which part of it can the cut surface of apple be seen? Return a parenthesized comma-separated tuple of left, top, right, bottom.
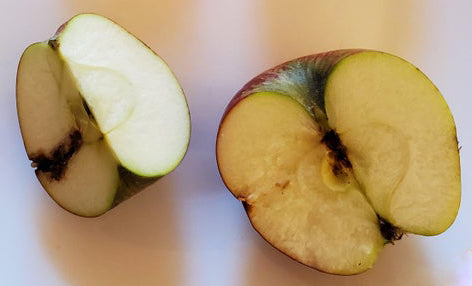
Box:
(216, 51, 460, 274)
(17, 14, 190, 216)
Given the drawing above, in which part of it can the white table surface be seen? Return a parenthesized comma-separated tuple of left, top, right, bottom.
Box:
(1, 0, 471, 285)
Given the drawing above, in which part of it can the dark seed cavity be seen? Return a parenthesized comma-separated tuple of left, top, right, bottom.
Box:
(321, 130, 352, 176)
(378, 216, 403, 243)
(30, 130, 83, 180)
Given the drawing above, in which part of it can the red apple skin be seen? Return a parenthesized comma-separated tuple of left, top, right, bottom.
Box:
(220, 49, 364, 121)
(17, 14, 190, 217)
(217, 49, 364, 194)
(216, 49, 373, 274)
(240, 202, 373, 276)
(216, 49, 461, 274)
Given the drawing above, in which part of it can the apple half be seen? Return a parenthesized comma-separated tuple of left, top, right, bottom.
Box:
(17, 14, 190, 217)
(216, 50, 461, 274)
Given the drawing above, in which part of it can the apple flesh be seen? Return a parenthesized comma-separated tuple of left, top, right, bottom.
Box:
(216, 50, 461, 274)
(17, 14, 190, 217)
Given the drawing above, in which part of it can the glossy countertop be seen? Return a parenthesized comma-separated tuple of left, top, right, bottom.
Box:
(1, 0, 471, 285)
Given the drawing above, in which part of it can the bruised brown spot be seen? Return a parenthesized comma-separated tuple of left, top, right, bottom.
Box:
(30, 130, 82, 180)
(82, 98, 95, 120)
(275, 180, 290, 189)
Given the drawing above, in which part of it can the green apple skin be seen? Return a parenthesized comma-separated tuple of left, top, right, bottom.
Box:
(217, 49, 364, 197)
(220, 49, 362, 126)
(218, 49, 460, 202)
(17, 14, 190, 217)
(216, 50, 373, 273)
(216, 49, 460, 273)
(16, 44, 160, 218)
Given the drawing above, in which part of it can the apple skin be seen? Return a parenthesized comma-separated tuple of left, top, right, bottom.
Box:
(239, 202, 373, 276)
(216, 49, 460, 274)
(217, 49, 364, 190)
(215, 49, 368, 276)
(220, 49, 363, 122)
(16, 43, 163, 217)
(17, 14, 190, 217)
(216, 49, 370, 273)
(215, 49, 415, 274)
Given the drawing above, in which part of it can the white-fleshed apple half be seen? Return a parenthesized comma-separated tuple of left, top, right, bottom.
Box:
(216, 50, 461, 275)
(17, 14, 190, 217)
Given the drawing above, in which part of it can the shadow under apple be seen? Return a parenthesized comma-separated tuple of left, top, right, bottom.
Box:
(33, 2, 200, 285)
(251, 0, 425, 70)
(58, 0, 198, 74)
(235, 1, 438, 285)
(242, 224, 436, 286)
(37, 173, 186, 286)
